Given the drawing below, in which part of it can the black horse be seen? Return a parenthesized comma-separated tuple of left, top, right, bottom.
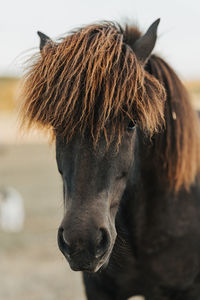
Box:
(20, 19, 200, 299)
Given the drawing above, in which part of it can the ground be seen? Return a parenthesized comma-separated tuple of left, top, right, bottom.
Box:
(0, 143, 85, 300)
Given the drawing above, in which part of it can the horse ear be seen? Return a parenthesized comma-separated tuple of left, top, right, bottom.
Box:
(37, 31, 52, 51)
(133, 19, 160, 64)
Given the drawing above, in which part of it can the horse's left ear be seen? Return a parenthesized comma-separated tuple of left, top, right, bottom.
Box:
(133, 18, 160, 64)
(37, 31, 52, 52)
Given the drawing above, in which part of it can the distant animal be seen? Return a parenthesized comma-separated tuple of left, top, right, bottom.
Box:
(0, 186, 24, 232)
(20, 19, 200, 299)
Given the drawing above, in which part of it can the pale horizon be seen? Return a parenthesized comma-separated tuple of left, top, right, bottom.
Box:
(1, 0, 200, 80)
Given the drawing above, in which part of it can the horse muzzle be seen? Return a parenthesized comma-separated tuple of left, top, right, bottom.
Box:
(57, 226, 112, 272)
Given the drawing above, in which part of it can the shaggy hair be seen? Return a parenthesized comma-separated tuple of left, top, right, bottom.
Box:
(146, 55, 200, 191)
(20, 22, 200, 191)
(20, 22, 165, 146)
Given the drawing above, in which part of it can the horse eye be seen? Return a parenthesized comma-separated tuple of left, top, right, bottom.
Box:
(127, 121, 136, 131)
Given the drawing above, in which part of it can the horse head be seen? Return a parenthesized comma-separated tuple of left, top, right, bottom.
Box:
(21, 19, 165, 272)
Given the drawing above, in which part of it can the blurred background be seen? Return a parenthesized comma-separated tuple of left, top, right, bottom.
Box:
(0, 0, 200, 299)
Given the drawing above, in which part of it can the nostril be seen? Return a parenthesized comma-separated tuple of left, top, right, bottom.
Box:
(96, 228, 110, 258)
(57, 227, 71, 256)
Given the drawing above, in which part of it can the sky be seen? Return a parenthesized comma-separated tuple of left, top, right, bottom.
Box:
(1, 0, 200, 79)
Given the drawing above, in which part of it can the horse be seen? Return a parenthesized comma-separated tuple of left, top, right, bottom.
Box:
(20, 19, 200, 300)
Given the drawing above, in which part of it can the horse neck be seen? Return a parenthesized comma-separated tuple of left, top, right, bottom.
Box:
(120, 122, 199, 244)
(117, 54, 200, 239)
(119, 128, 175, 236)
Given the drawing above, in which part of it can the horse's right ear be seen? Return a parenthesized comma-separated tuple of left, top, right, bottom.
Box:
(37, 31, 52, 52)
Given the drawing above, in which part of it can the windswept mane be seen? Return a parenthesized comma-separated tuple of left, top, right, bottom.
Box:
(20, 22, 165, 146)
(146, 55, 200, 191)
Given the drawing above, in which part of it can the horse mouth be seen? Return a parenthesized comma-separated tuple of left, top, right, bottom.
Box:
(68, 258, 109, 273)
(63, 247, 112, 273)
(67, 259, 103, 273)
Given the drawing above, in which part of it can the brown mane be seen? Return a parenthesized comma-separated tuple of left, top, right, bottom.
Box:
(20, 22, 165, 146)
(146, 55, 200, 191)
(20, 21, 200, 191)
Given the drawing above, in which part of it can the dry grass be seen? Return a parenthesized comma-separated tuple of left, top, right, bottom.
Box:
(0, 77, 19, 111)
(185, 80, 200, 94)
(185, 80, 200, 109)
